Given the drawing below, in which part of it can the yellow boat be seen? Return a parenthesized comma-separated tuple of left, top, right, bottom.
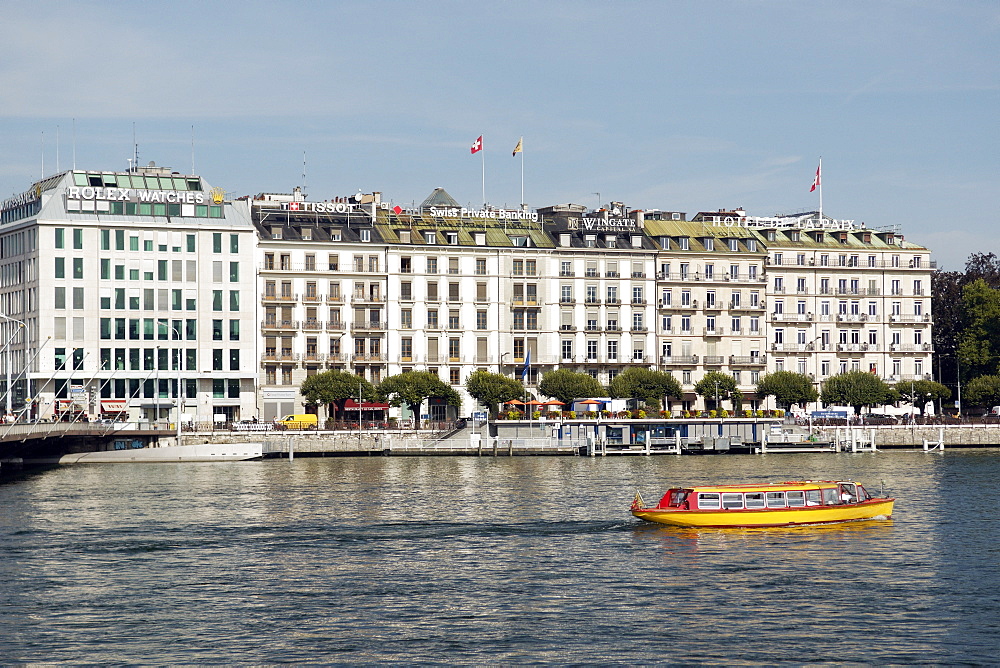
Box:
(630, 480, 894, 528)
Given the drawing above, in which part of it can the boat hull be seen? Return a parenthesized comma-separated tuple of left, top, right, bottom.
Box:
(632, 498, 894, 528)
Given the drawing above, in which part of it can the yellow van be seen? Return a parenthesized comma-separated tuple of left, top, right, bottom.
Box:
(276, 414, 318, 430)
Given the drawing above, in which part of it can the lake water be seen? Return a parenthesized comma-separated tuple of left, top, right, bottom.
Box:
(1, 451, 998, 664)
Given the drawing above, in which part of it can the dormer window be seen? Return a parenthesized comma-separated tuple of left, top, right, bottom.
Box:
(790, 231, 800, 242)
(360, 229, 371, 242)
(446, 232, 458, 245)
(703, 238, 714, 251)
(631, 235, 642, 248)
(424, 231, 437, 244)
(660, 237, 670, 250)
(399, 230, 411, 243)
(746, 239, 757, 252)
(270, 227, 282, 240)
(728, 238, 739, 252)
(584, 235, 596, 248)
(765, 230, 776, 242)
(330, 228, 342, 241)
(605, 235, 616, 248)
(302, 228, 312, 241)
(678, 237, 690, 250)
(838, 232, 848, 244)
(511, 236, 528, 247)
(813, 231, 824, 243)
(474, 231, 486, 245)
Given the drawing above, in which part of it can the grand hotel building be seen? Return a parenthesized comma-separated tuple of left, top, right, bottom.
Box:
(0, 165, 934, 423)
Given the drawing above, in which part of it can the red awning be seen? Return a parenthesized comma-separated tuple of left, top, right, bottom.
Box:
(101, 400, 127, 412)
(343, 400, 390, 411)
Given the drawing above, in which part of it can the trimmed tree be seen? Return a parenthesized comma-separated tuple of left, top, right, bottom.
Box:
(894, 379, 950, 412)
(537, 368, 604, 408)
(300, 370, 376, 424)
(821, 370, 897, 414)
(609, 368, 683, 410)
(756, 371, 819, 411)
(963, 375, 1000, 409)
(694, 371, 737, 411)
(464, 370, 526, 418)
(377, 371, 461, 430)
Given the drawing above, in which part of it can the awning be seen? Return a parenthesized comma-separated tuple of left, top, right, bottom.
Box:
(343, 400, 390, 411)
(101, 400, 127, 412)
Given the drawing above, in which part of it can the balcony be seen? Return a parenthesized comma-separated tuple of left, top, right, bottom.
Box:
(605, 271, 619, 278)
(260, 352, 300, 363)
(325, 353, 348, 365)
(351, 353, 388, 362)
(836, 314, 869, 322)
(703, 356, 725, 365)
(631, 272, 646, 278)
(630, 326, 648, 333)
(770, 312, 813, 323)
(261, 319, 299, 332)
(559, 324, 577, 332)
(351, 294, 386, 305)
(559, 270, 575, 277)
(326, 320, 346, 332)
(302, 293, 324, 303)
(584, 298, 602, 305)
(351, 320, 387, 332)
(606, 298, 622, 305)
(261, 293, 298, 305)
(730, 355, 766, 366)
(559, 297, 576, 304)
(771, 343, 815, 352)
(301, 320, 325, 331)
(585, 325, 602, 332)
(606, 325, 622, 332)
(835, 343, 869, 352)
(326, 294, 346, 304)
(631, 299, 647, 305)
(660, 355, 698, 365)
(302, 352, 327, 363)
(703, 327, 725, 336)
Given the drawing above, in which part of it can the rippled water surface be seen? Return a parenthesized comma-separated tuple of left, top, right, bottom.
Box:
(2, 451, 999, 664)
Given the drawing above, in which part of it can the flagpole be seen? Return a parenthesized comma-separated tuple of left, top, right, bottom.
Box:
(520, 146, 524, 207)
(481, 136, 486, 207)
(818, 156, 823, 222)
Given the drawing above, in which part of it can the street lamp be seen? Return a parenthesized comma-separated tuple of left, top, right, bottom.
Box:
(499, 351, 510, 376)
(714, 378, 720, 412)
(0, 314, 26, 419)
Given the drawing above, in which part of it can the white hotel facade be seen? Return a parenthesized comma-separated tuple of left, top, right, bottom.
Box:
(0, 167, 934, 423)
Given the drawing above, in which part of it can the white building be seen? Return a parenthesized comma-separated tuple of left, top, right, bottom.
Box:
(0, 164, 259, 424)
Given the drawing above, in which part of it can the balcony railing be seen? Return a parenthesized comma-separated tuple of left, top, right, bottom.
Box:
(261, 319, 299, 331)
(660, 355, 698, 365)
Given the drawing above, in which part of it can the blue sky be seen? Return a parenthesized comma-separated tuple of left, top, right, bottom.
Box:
(1, 0, 997, 270)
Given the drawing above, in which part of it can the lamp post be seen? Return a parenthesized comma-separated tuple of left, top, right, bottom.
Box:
(714, 378, 720, 412)
(499, 351, 509, 376)
(0, 314, 26, 419)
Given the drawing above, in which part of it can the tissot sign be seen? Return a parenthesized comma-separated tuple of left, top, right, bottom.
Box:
(66, 187, 207, 204)
(280, 201, 364, 213)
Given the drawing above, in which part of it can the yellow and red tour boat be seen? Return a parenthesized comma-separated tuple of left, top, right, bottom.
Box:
(630, 480, 893, 528)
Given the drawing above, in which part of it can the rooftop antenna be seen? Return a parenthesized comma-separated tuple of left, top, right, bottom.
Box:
(72, 118, 76, 170)
(56, 125, 60, 173)
(302, 150, 307, 198)
(132, 122, 138, 173)
(40, 131, 44, 179)
(191, 125, 195, 175)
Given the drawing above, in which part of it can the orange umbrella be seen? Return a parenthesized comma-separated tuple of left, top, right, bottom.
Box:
(505, 399, 524, 405)
(525, 399, 545, 406)
(578, 399, 602, 405)
(545, 400, 565, 406)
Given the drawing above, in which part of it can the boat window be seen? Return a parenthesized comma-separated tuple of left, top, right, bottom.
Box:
(722, 493, 744, 510)
(822, 488, 840, 505)
(805, 490, 822, 506)
(786, 491, 805, 507)
(745, 492, 765, 509)
(697, 493, 720, 510)
(765, 491, 786, 508)
(669, 490, 687, 507)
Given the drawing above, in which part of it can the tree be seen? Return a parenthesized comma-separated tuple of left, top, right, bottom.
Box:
(957, 278, 1000, 380)
(537, 368, 604, 408)
(821, 371, 897, 414)
(300, 370, 376, 423)
(894, 379, 950, 409)
(464, 370, 525, 417)
(962, 375, 1000, 408)
(694, 371, 737, 411)
(755, 371, 818, 410)
(376, 371, 461, 429)
(609, 368, 682, 410)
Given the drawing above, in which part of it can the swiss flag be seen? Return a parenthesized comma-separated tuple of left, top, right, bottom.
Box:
(470, 135, 483, 154)
(810, 163, 821, 192)
(289, 202, 300, 211)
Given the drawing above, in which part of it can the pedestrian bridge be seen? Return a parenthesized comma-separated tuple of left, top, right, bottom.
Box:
(0, 421, 172, 444)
